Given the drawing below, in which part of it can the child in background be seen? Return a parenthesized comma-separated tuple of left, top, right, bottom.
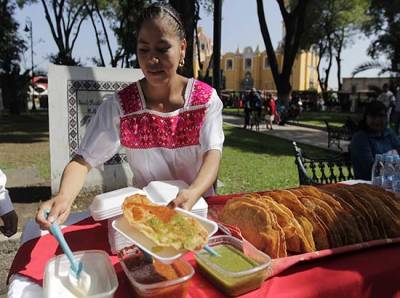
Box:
(0, 169, 18, 237)
(36, 3, 224, 229)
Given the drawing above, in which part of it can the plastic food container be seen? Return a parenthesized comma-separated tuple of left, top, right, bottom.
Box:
(89, 187, 144, 221)
(195, 235, 271, 297)
(43, 250, 118, 298)
(118, 245, 194, 298)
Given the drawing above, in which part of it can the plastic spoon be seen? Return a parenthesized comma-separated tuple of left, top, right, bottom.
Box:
(45, 210, 91, 296)
(204, 245, 219, 256)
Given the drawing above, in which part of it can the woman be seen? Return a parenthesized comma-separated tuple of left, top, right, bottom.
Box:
(350, 100, 400, 180)
(36, 4, 224, 229)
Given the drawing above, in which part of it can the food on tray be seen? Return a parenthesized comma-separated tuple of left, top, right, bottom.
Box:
(122, 194, 208, 251)
(220, 184, 400, 258)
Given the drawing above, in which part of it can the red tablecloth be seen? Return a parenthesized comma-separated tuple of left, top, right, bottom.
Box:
(8, 193, 400, 298)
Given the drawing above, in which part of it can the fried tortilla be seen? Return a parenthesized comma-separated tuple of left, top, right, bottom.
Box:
(220, 198, 287, 258)
(270, 190, 330, 250)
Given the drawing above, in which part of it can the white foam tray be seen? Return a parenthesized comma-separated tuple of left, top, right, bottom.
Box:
(112, 208, 218, 263)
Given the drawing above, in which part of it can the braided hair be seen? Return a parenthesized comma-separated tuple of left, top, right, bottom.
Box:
(137, 3, 186, 40)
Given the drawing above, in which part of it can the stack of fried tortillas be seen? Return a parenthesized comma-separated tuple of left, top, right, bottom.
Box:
(122, 194, 208, 251)
(220, 184, 400, 258)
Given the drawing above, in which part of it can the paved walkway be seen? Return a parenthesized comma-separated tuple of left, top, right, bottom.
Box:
(223, 114, 349, 152)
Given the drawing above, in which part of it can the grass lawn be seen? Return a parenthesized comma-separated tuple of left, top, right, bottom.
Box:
(219, 125, 332, 194)
(0, 111, 50, 179)
(0, 111, 331, 194)
(296, 111, 362, 128)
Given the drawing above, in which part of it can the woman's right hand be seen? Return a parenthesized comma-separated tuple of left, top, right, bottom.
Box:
(35, 195, 74, 230)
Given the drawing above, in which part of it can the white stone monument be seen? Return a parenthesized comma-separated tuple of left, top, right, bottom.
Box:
(48, 64, 144, 194)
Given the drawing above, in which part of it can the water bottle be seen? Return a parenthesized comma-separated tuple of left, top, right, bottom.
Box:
(392, 156, 400, 192)
(382, 155, 395, 190)
(371, 154, 384, 186)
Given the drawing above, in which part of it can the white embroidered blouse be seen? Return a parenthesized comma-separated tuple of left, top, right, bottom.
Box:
(77, 78, 224, 196)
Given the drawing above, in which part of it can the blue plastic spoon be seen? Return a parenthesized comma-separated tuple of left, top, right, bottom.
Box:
(45, 210, 91, 295)
(204, 245, 219, 256)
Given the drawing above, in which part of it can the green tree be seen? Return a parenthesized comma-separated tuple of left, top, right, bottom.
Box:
(85, 0, 148, 67)
(357, 0, 400, 74)
(0, 0, 29, 114)
(17, 0, 88, 65)
(301, 0, 369, 92)
(257, 0, 310, 106)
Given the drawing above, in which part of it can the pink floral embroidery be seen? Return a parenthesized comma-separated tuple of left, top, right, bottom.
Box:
(118, 79, 212, 149)
(117, 83, 142, 114)
(120, 108, 207, 149)
(189, 80, 213, 106)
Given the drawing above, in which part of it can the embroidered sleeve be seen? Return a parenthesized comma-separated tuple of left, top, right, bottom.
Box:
(76, 94, 121, 168)
(199, 89, 225, 153)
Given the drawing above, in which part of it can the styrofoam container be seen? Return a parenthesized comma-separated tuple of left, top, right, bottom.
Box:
(89, 187, 145, 221)
(108, 216, 134, 254)
(43, 250, 118, 298)
(112, 208, 218, 263)
(143, 180, 209, 217)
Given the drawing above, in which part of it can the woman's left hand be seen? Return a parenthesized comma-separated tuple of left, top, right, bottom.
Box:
(167, 189, 198, 210)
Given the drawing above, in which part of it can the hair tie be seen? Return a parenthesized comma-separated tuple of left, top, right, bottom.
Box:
(161, 6, 184, 31)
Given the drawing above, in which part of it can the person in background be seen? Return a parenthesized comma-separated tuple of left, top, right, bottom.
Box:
(243, 90, 252, 129)
(350, 100, 400, 180)
(36, 3, 224, 229)
(377, 83, 395, 123)
(393, 85, 400, 135)
(0, 169, 18, 237)
(264, 93, 276, 130)
(252, 88, 262, 122)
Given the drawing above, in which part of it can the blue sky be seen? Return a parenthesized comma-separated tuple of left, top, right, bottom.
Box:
(15, 0, 381, 90)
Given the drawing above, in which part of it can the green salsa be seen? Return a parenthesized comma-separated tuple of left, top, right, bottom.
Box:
(199, 245, 258, 272)
(196, 244, 267, 296)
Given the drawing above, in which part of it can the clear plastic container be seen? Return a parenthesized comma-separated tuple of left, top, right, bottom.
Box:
(43, 250, 118, 298)
(89, 187, 144, 221)
(118, 245, 194, 298)
(195, 235, 271, 297)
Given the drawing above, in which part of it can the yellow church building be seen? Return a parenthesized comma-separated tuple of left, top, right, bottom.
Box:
(194, 28, 320, 92)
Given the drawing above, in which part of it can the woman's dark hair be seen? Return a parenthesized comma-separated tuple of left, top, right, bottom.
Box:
(358, 100, 387, 131)
(136, 4, 185, 40)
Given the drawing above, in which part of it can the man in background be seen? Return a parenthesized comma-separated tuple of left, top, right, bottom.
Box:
(377, 83, 395, 123)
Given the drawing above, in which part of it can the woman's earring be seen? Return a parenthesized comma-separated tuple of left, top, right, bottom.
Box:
(179, 58, 185, 67)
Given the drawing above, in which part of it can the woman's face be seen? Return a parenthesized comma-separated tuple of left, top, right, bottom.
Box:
(366, 112, 386, 133)
(137, 17, 186, 85)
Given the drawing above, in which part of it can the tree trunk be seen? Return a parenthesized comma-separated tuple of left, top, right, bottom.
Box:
(257, 0, 310, 107)
(170, 0, 195, 77)
(336, 54, 342, 91)
(323, 38, 333, 92)
(335, 29, 345, 91)
(317, 42, 326, 93)
(276, 78, 291, 104)
(85, 3, 105, 66)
